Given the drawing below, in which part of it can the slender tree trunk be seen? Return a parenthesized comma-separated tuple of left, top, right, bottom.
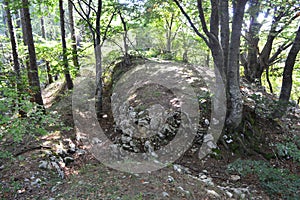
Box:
(4, 0, 27, 116)
(182, 49, 188, 63)
(21, 0, 44, 108)
(219, 0, 229, 75)
(279, 25, 300, 102)
(2, 2, 8, 37)
(166, 14, 174, 53)
(226, 0, 247, 128)
(41, 16, 46, 39)
(15, 10, 21, 38)
(5, 0, 20, 78)
(68, 0, 80, 74)
(46, 61, 53, 84)
(95, 0, 103, 115)
(20, 7, 32, 86)
(59, 0, 73, 90)
(38, 9, 53, 86)
(243, 0, 261, 83)
(119, 10, 130, 65)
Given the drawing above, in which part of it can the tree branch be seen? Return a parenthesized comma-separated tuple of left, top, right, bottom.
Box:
(172, 0, 210, 47)
(101, 9, 117, 47)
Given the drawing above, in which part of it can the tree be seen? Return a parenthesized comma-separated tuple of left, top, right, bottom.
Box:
(21, 0, 44, 108)
(118, 8, 131, 64)
(279, 25, 300, 102)
(59, 0, 73, 90)
(71, 0, 103, 113)
(173, 0, 247, 129)
(241, 0, 300, 85)
(68, 0, 80, 74)
(4, 0, 20, 80)
(143, 0, 181, 55)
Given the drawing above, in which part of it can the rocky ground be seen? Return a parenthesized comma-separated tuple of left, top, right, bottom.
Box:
(0, 59, 299, 199)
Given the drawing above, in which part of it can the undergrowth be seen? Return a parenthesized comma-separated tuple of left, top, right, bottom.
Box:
(227, 159, 300, 199)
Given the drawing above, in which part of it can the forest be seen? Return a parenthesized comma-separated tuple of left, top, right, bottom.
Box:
(0, 0, 300, 199)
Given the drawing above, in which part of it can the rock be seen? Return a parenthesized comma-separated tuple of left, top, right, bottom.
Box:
(56, 148, 67, 156)
(173, 164, 182, 173)
(69, 143, 76, 153)
(121, 135, 132, 143)
(230, 175, 241, 181)
(51, 161, 64, 179)
(92, 137, 102, 144)
(51, 182, 62, 193)
(64, 157, 74, 165)
(204, 119, 210, 125)
(157, 132, 165, 138)
(31, 178, 41, 186)
(201, 177, 214, 186)
(233, 188, 249, 198)
(0, 165, 4, 170)
(102, 114, 108, 118)
(226, 191, 233, 198)
(167, 175, 174, 183)
(39, 160, 49, 169)
(177, 186, 190, 194)
(206, 189, 220, 198)
(199, 174, 207, 179)
(162, 191, 169, 197)
(76, 149, 86, 156)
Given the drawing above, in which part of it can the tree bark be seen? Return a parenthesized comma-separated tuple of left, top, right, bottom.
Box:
(95, 0, 103, 114)
(4, 0, 20, 78)
(219, 0, 229, 74)
(226, 0, 247, 128)
(70, 0, 103, 114)
(68, 0, 80, 74)
(244, 0, 261, 83)
(41, 16, 46, 39)
(59, 0, 73, 90)
(21, 0, 44, 108)
(279, 25, 300, 102)
(4, 0, 26, 116)
(1, 2, 8, 37)
(119, 10, 130, 65)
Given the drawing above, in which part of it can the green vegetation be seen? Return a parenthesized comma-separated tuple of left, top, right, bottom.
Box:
(227, 159, 300, 199)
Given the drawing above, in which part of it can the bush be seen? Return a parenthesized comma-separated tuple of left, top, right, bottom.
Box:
(0, 73, 68, 145)
(276, 137, 300, 163)
(227, 159, 300, 199)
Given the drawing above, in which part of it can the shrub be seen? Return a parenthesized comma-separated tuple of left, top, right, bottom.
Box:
(227, 159, 300, 199)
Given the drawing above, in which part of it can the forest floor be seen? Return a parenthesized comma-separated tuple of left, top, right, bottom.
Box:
(0, 59, 299, 200)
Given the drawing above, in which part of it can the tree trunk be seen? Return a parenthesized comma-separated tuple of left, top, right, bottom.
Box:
(4, 0, 26, 116)
(182, 49, 188, 63)
(2, 2, 8, 37)
(59, 0, 73, 90)
(68, 0, 80, 74)
(219, 0, 229, 74)
(20, 7, 32, 87)
(41, 16, 46, 39)
(95, 0, 103, 115)
(46, 61, 53, 85)
(5, 0, 20, 78)
(21, 0, 44, 108)
(244, 0, 261, 83)
(119, 10, 130, 65)
(226, 0, 247, 128)
(279, 25, 300, 102)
